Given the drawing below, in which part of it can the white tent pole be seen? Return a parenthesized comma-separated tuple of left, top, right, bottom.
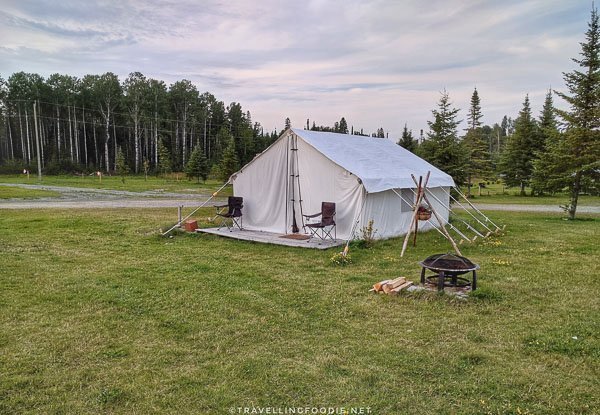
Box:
(421, 188, 473, 242)
(453, 186, 502, 231)
(421, 186, 485, 237)
(440, 187, 494, 234)
(393, 186, 470, 242)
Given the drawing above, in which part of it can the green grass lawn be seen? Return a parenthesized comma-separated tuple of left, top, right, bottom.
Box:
(0, 174, 233, 195)
(0, 209, 598, 414)
(0, 185, 61, 199)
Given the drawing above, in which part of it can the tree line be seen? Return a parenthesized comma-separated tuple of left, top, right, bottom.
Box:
(0, 71, 280, 180)
(398, 7, 599, 220)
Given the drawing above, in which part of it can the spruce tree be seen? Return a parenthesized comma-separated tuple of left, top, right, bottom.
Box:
(157, 139, 172, 178)
(551, 7, 600, 218)
(499, 95, 538, 195)
(462, 88, 492, 196)
(115, 147, 129, 184)
(531, 90, 561, 194)
(397, 123, 417, 153)
(467, 87, 483, 130)
(419, 90, 467, 185)
(218, 137, 240, 181)
(185, 145, 209, 183)
(338, 117, 349, 134)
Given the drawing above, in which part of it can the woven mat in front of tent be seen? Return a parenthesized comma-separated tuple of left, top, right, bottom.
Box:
(279, 234, 311, 240)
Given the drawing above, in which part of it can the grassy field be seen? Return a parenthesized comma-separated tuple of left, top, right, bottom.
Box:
(0, 174, 233, 195)
(0, 209, 598, 414)
(0, 185, 60, 199)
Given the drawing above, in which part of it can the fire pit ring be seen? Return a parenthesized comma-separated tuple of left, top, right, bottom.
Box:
(419, 253, 480, 292)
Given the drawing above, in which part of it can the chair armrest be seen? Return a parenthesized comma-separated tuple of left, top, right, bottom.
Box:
(215, 204, 229, 208)
(303, 212, 321, 218)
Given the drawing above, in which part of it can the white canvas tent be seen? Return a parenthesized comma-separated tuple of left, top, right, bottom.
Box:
(230, 128, 455, 240)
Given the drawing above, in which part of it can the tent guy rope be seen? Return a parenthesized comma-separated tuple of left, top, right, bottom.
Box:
(161, 180, 230, 236)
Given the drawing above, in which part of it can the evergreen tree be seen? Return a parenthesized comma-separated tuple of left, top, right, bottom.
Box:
(115, 147, 129, 184)
(185, 145, 209, 183)
(530, 90, 561, 194)
(419, 90, 467, 185)
(462, 88, 492, 196)
(338, 117, 349, 134)
(284, 117, 291, 130)
(499, 95, 538, 195)
(550, 7, 600, 218)
(218, 136, 240, 181)
(467, 87, 483, 130)
(397, 123, 417, 153)
(157, 139, 172, 178)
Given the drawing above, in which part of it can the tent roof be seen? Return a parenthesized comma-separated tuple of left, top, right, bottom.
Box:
(291, 128, 455, 193)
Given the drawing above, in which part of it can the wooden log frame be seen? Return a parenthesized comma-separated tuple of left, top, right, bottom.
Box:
(400, 172, 462, 257)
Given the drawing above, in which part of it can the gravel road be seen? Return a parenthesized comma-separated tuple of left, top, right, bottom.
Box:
(1, 183, 598, 213)
(0, 183, 223, 209)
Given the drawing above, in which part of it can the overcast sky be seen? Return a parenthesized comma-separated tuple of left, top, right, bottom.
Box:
(0, 0, 593, 138)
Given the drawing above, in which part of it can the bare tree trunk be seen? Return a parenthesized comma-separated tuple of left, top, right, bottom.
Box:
(154, 109, 158, 167)
(93, 118, 98, 168)
(104, 110, 110, 173)
(175, 119, 179, 168)
(8, 118, 14, 159)
(74, 105, 80, 164)
(56, 105, 61, 159)
(25, 107, 31, 163)
(113, 115, 117, 169)
(38, 102, 44, 167)
(134, 107, 140, 173)
(182, 113, 187, 167)
(208, 117, 211, 160)
(68, 105, 74, 162)
(144, 124, 148, 162)
(568, 171, 582, 220)
(82, 108, 88, 168)
(18, 106, 25, 160)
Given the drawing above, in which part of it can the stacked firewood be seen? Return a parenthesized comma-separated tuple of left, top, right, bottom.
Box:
(370, 277, 413, 294)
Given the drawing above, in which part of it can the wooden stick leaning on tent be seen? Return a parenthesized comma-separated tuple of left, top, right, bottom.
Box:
(400, 172, 462, 257)
(400, 172, 430, 257)
(410, 173, 462, 256)
(412, 175, 423, 247)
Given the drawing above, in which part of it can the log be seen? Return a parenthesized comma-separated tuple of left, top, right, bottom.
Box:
(373, 280, 391, 292)
(390, 281, 413, 294)
(382, 277, 407, 293)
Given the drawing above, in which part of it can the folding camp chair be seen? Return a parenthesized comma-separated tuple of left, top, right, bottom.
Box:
(303, 202, 336, 240)
(215, 196, 243, 231)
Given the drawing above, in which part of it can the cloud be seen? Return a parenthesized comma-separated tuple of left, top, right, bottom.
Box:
(0, 0, 592, 137)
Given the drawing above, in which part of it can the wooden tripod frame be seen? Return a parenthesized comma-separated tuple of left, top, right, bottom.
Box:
(400, 172, 462, 257)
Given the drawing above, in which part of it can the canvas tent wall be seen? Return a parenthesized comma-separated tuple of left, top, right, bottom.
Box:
(231, 128, 455, 240)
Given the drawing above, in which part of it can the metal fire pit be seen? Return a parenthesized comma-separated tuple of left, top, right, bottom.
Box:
(419, 253, 480, 291)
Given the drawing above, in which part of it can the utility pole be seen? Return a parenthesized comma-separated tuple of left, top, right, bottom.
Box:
(33, 100, 42, 180)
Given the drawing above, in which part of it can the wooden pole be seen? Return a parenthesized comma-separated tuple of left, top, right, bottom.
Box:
(412, 176, 423, 247)
(421, 191, 462, 256)
(33, 101, 42, 180)
(401, 172, 430, 257)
